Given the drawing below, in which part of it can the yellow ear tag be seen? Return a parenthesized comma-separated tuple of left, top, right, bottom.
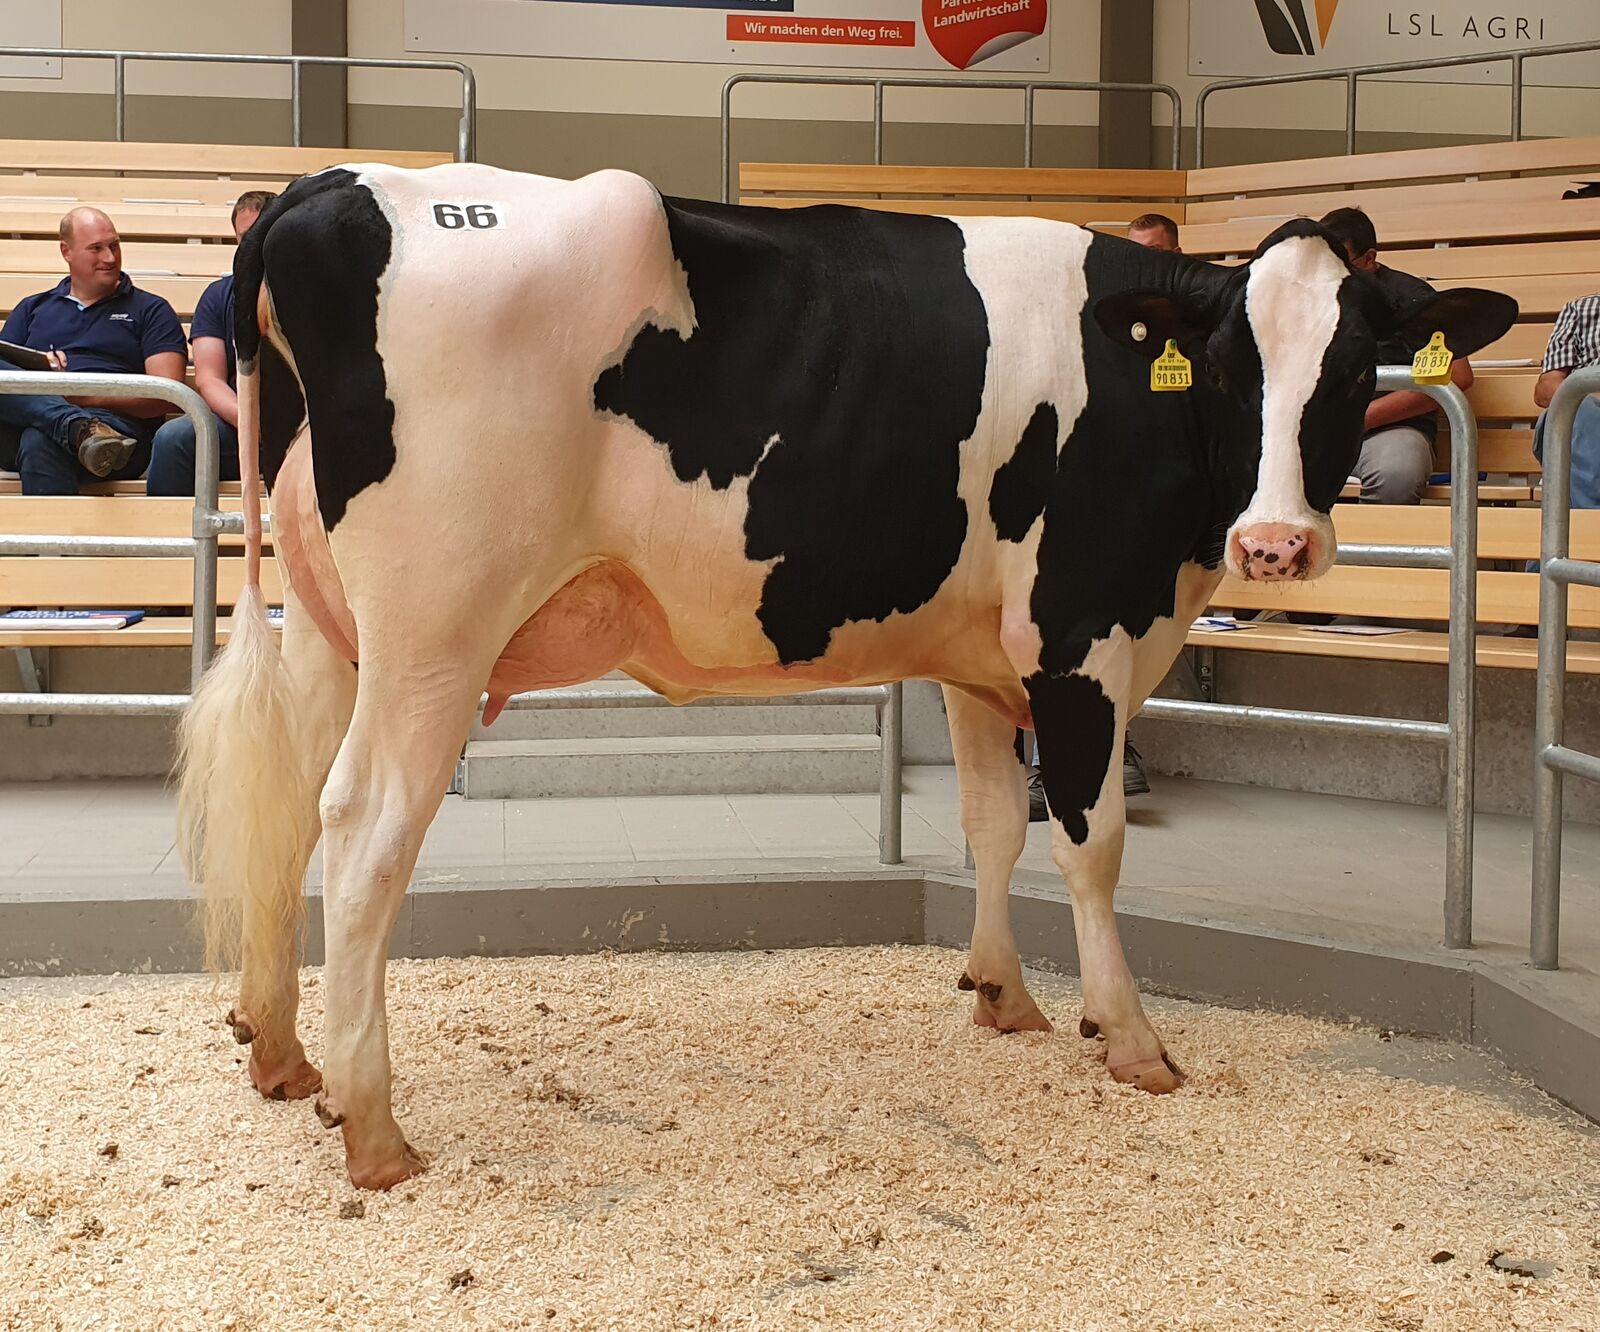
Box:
(1151, 339, 1192, 393)
(1412, 331, 1454, 385)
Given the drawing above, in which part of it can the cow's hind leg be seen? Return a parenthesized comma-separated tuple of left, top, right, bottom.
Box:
(312, 630, 494, 1190)
(232, 591, 356, 1099)
(1027, 642, 1182, 1093)
(943, 685, 1050, 1033)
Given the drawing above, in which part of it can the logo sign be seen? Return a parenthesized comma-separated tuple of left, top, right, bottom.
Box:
(1253, 0, 1340, 55)
(1193, 1, 1600, 85)
(921, 0, 1048, 71)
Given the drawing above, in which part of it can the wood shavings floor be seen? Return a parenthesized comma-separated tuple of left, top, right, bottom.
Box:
(1, 947, 1596, 1331)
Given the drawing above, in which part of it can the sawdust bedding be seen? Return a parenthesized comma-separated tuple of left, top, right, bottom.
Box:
(0, 946, 1596, 1331)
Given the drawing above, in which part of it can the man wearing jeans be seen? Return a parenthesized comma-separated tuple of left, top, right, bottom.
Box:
(0, 207, 187, 493)
(147, 191, 277, 495)
(1534, 293, 1600, 509)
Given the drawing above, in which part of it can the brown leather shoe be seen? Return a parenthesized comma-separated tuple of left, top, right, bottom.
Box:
(72, 419, 138, 478)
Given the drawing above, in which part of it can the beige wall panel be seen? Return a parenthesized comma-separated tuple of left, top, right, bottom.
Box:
(1153, 0, 1600, 145)
(0, 1, 291, 99)
(347, 0, 1101, 123)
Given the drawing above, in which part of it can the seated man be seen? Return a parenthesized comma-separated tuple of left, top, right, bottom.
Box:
(1126, 212, 1181, 254)
(1534, 292, 1600, 509)
(1320, 207, 1474, 504)
(0, 207, 187, 494)
(147, 190, 277, 495)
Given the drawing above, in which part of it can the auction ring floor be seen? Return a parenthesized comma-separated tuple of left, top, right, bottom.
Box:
(3, 947, 1597, 1331)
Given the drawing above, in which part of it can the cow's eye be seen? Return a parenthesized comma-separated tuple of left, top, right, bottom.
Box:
(1207, 363, 1228, 393)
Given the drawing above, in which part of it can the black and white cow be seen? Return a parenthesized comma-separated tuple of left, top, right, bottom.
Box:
(177, 163, 1515, 1188)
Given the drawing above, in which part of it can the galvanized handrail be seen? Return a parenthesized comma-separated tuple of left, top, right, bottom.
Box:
(1141, 369, 1480, 950)
(0, 47, 477, 162)
(721, 73, 1184, 204)
(1530, 365, 1600, 970)
(1195, 38, 1600, 167)
(0, 368, 225, 681)
(0, 369, 904, 860)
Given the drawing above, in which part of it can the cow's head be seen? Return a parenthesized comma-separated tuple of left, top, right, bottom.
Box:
(1094, 220, 1516, 582)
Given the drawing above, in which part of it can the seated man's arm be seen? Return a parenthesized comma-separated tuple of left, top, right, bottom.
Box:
(191, 338, 238, 428)
(1536, 368, 1571, 410)
(1364, 388, 1437, 431)
(67, 351, 187, 417)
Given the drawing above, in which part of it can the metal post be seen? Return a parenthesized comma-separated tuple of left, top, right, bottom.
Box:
(1530, 369, 1600, 969)
(1437, 379, 1479, 949)
(879, 682, 903, 865)
(1023, 85, 1035, 168)
(190, 398, 223, 683)
(1510, 52, 1524, 142)
(720, 76, 735, 203)
(113, 53, 125, 141)
(873, 81, 884, 166)
(457, 63, 477, 162)
(291, 60, 303, 149)
(1345, 71, 1358, 156)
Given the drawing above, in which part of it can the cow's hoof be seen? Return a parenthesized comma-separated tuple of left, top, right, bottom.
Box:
(1108, 1050, 1186, 1094)
(249, 1051, 322, 1102)
(970, 985, 1053, 1035)
(225, 1008, 257, 1046)
(347, 1140, 428, 1192)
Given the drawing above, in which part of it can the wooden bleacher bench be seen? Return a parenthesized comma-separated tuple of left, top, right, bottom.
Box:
(1188, 506, 1600, 674)
(739, 162, 1187, 228)
(1, 497, 279, 650)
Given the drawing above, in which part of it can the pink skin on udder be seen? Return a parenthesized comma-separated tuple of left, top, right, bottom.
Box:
(272, 445, 859, 716)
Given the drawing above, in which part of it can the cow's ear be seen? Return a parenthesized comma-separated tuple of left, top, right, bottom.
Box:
(1387, 287, 1519, 358)
(1093, 290, 1214, 361)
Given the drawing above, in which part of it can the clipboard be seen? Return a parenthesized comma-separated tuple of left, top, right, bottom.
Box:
(0, 339, 52, 372)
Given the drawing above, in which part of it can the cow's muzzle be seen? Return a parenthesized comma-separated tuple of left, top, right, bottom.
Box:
(1230, 522, 1320, 582)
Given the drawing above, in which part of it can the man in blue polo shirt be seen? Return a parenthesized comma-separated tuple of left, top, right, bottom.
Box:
(147, 190, 276, 495)
(0, 206, 188, 494)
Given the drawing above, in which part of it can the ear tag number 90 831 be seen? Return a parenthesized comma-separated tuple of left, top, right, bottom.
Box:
(1411, 331, 1454, 385)
(1151, 339, 1192, 393)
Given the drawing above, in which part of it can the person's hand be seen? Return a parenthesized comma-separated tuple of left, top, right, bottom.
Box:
(45, 349, 68, 371)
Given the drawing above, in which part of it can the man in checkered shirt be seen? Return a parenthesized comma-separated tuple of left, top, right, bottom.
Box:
(1535, 293, 1600, 508)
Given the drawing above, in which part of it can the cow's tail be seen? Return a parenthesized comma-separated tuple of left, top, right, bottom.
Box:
(176, 192, 314, 987)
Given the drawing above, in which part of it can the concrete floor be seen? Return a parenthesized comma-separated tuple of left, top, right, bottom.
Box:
(2, 766, 1596, 983)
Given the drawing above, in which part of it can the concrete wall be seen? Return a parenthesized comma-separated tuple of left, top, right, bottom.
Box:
(1130, 653, 1600, 824)
(0, 647, 184, 782)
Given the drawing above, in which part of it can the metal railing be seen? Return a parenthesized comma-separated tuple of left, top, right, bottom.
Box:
(1195, 39, 1600, 167)
(0, 366, 904, 864)
(1141, 370, 1480, 950)
(721, 73, 1184, 204)
(0, 369, 229, 682)
(1531, 366, 1600, 970)
(0, 47, 477, 162)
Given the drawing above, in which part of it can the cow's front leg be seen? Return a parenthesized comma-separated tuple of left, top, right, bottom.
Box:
(314, 647, 486, 1189)
(1028, 644, 1183, 1093)
(942, 685, 1050, 1033)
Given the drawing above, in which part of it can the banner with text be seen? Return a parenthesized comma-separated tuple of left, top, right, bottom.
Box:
(405, 0, 1050, 71)
(1190, 1, 1600, 85)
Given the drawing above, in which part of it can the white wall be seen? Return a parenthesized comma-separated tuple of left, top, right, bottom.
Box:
(1151, 0, 1600, 140)
(0, 0, 292, 100)
(347, 0, 1104, 124)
